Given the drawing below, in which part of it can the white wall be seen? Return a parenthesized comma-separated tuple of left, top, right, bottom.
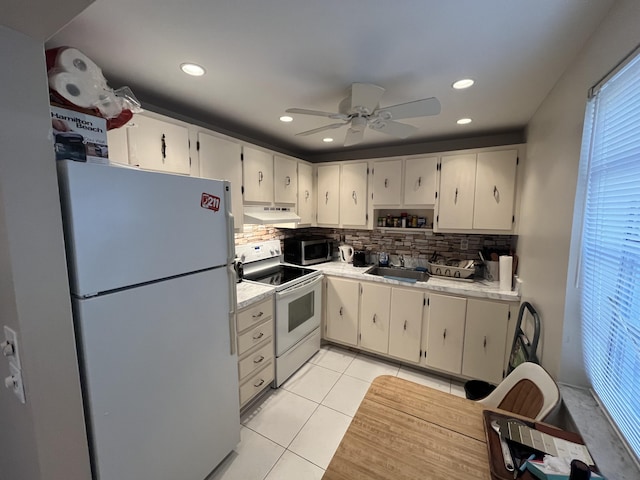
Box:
(0, 26, 91, 480)
(518, 0, 640, 384)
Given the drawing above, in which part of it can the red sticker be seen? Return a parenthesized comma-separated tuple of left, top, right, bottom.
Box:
(201, 193, 220, 211)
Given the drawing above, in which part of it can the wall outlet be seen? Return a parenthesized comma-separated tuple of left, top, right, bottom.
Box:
(4, 362, 26, 404)
(460, 237, 469, 250)
(2, 326, 20, 370)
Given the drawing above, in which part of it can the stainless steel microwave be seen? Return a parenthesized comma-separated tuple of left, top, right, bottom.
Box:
(284, 238, 333, 266)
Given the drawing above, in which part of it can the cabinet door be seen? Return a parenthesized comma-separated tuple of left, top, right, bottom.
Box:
(106, 126, 130, 165)
(424, 294, 466, 374)
(340, 162, 368, 226)
(359, 282, 391, 354)
(404, 156, 437, 205)
(317, 165, 340, 225)
(297, 162, 314, 225)
(243, 147, 273, 203)
(325, 277, 359, 346)
(388, 288, 424, 363)
(373, 159, 402, 205)
(473, 150, 517, 230)
(128, 114, 190, 175)
(198, 132, 243, 231)
(462, 299, 510, 384)
(274, 156, 298, 204)
(436, 154, 476, 230)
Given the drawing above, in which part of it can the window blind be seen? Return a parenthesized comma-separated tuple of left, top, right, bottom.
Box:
(580, 50, 640, 461)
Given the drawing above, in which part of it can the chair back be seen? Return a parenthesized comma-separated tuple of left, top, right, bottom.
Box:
(478, 362, 560, 421)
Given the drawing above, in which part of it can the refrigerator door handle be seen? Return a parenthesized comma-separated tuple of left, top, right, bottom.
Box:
(224, 182, 235, 264)
(227, 264, 237, 355)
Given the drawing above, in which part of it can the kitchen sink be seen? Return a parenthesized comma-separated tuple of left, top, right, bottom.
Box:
(364, 266, 429, 282)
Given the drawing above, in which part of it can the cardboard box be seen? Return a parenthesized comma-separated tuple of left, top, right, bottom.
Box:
(50, 106, 109, 164)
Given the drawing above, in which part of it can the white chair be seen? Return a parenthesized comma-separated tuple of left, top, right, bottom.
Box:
(478, 362, 560, 421)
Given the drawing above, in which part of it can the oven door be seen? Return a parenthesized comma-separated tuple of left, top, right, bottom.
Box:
(275, 275, 322, 356)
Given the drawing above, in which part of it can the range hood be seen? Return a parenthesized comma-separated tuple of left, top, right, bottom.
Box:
(243, 205, 300, 225)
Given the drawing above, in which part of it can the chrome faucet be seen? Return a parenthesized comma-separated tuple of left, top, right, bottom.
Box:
(399, 254, 405, 268)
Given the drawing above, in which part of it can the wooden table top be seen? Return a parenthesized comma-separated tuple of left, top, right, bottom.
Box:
(323, 375, 493, 480)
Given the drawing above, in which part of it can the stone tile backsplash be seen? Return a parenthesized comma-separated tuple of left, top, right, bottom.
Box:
(235, 225, 516, 263)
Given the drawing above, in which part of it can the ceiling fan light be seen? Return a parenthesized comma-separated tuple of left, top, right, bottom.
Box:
(279, 115, 293, 122)
(457, 118, 472, 125)
(322, 137, 334, 143)
(180, 63, 206, 76)
(452, 79, 474, 89)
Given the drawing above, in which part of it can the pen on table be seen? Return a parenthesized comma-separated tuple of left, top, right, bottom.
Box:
(513, 454, 536, 479)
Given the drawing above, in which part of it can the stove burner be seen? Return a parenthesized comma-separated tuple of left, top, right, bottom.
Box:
(244, 265, 315, 286)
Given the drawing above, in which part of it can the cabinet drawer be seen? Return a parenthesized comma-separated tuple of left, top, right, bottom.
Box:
(239, 362, 274, 406)
(238, 340, 274, 380)
(237, 318, 273, 355)
(237, 297, 273, 332)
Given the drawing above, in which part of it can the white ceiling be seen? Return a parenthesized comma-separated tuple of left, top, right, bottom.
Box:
(47, 0, 614, 158)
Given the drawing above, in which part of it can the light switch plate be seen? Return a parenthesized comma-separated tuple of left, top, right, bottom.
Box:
(3, 326, 20, 370)
(460, 237, 469, 250)
(6, 362, 26, 404)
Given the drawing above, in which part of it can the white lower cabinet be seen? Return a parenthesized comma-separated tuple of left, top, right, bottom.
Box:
(325, 277, 359, 346)
(236, 296, 274, 407)
(359, 283, 391, 354)
(461, 299, 510, 384)
(388, 288, 425, 363)
(423, 293, 467, 374)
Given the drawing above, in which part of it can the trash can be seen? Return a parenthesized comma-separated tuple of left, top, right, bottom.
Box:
(464, 380, 496, 400)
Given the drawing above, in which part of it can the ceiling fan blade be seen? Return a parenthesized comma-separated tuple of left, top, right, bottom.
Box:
(375, 97, 441, 120)
(344, 127, 365, 147)
(295, 122, 347, 136)
(370, 120, 418, 139)
(286, 108, 348, 120)
(349, 83, 385, 114)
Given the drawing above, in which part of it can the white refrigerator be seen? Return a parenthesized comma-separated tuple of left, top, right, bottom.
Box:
(57, 160, 240, 480)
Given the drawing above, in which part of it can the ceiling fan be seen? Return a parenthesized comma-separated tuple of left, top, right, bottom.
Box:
(286, 83, 441, 146)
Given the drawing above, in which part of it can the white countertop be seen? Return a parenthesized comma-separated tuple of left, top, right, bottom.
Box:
(310, 261, 521, 301)
(236, 281, 275, 310)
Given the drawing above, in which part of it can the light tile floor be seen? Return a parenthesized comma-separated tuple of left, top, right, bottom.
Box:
(208, 344, 467, 480)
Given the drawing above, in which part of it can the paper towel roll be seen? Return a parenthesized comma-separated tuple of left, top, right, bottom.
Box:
(49, 72, 99, 108)
(499, 256, 512, 291)
(56, 47, 103, 80)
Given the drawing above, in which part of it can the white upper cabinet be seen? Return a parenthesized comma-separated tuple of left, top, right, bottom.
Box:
(473, 150, 518, 230)
(403, 156, 438, 206)
(373, 159, 402, 206)
(127, 114, 191, 175)
(273, 155, 298, 204)
(197, 132, 243, 231)
(317, 164, 340, 225)
(106, 126, 129, 165)
(297, 162, 314, 225)
(340, 162, 368, 226)
(436, 154, 477, 230)
(243, 147, 273, 203)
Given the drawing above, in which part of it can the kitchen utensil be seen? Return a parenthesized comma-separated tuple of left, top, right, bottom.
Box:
(491, 420, 515, 472)
(339, 245, 354, 263)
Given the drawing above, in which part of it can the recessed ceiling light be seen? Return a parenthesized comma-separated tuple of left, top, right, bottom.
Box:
(457, 118, 472, 125)
(279, 115, 293, 122)
(322, 137, 334, 143)
(180, 63, 206, 76)
(452, 79, 474, 89)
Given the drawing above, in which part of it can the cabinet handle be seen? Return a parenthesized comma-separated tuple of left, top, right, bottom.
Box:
(483, 336, 487, 348)
(252, 311, 264, 319)
(252, 332, 264, 340)
(493, 185, 500, 201)
(352, 190, 357, 202)
(254, 379, 265, 388)
(372, 314, 377, 324)
(258, 171, 263, 184)
(443, 328, 447, 339)
(384, 178, 389, 188)
(403, 320, 407, 330)
(253, 355, 265, 364)
(161, 134, 167, 161)
(418, 176, 422, 187)
(339, 306, 343, 316)
(455, 187, 458, 203)
(285, 175, 291, 186)
(325, 191, 329, 203)
(305, 190, 309, 200)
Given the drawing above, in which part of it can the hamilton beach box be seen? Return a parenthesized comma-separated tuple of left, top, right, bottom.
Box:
(50, 105, 109, 164)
